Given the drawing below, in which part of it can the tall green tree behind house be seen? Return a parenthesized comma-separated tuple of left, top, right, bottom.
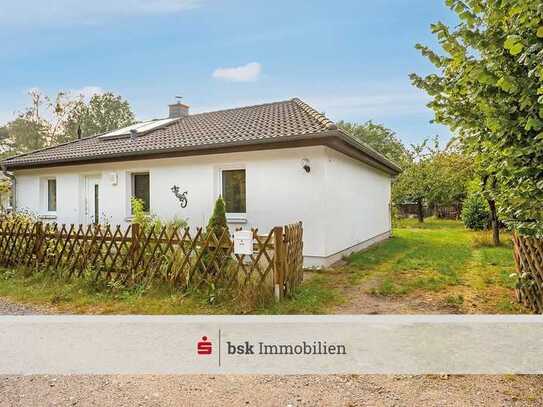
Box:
(337, 121, 411, 167)
(63, 92, 135, 141)
(1, 90, 136, 158)
(410, 0, 543, 237)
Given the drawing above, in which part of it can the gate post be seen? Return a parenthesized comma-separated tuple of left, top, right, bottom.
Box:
(273, 226, 285, 301)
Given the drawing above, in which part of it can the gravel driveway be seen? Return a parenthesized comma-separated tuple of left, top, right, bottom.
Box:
(0, 298, 47, 315)
(1, 298, 542, 406)
(1, 374, 542, 406)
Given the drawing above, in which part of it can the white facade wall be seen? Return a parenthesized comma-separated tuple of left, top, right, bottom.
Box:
(318, 148, 392, 266)
(13, 146, 392, 267)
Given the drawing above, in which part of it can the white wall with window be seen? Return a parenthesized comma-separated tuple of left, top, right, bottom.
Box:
(13, 145, 393, 267)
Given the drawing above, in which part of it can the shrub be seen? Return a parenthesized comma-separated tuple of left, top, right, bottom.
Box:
(207, 197, 227, 236)
(131, 196, 187, 232)
(202, 197, 229, 276)
(461, 193, 490, 230)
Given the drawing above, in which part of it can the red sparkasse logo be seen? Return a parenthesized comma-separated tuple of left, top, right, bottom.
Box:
(197, 336, 212, 355)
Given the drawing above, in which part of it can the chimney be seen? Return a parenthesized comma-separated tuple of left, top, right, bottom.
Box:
(169, 102, 189, 118)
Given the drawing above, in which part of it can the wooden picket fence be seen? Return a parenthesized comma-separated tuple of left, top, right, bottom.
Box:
(0, 219, 304, 301)
(512, 233, 543, 313)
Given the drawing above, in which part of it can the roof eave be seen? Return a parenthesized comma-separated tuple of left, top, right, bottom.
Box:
(4, 131, 401, 176)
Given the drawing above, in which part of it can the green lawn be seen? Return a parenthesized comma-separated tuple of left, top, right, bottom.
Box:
(0, 218, 527, 314)
(341, 218, 525, 313)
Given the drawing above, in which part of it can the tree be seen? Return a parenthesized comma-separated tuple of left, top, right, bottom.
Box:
(1, 90, 136, 158)
(426, 148, 474, 214)
(392, 140, 434, 222)
(338, 121, 411, 167)
(410, 0, 543, 237)
(63, 92, 135, 140)
(4, 117, 49, 155)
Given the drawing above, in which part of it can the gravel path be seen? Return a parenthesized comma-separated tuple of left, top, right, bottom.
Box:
(1, 297, 542, 406)
(1, 374, 542, 406)
(0, 298, 46, 315)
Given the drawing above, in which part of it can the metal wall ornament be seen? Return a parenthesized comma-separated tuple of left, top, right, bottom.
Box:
(171, 185, 188, 208)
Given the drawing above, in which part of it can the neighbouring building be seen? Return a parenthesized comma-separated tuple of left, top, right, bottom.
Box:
(1, 98, 401, 267)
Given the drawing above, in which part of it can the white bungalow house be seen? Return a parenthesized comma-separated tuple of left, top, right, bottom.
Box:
(1, 98, 400, 267)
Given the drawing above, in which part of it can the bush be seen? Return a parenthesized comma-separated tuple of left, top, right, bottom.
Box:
(131, 196, 187, 232)
(461, 193, 490, 230)
(207, 197, 227, 236)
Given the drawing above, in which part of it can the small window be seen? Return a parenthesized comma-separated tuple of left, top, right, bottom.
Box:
(47, 179, 57, 212)
(222, 169, 246, 213)
(132, 173, 150, 212)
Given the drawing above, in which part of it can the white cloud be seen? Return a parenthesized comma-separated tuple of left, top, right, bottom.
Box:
(0, 0, 201, 26)
(212, 62, 262, 82)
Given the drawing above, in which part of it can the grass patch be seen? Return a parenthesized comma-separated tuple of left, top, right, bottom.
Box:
(0, 267, 344, 315)
(257, 273, 343, 314)
(0, 268, 229, 314)
(342, 217, 526, 313)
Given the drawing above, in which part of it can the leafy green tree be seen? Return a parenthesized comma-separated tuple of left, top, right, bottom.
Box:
(426, 148, 474, 212)
(4, 117, 49, 155)
(392, 140, 434, 222)
(338, 121, 411, 167)
(1, 90, 136, 158)
(63, 92, 135, 140)
(410, 0, 543, 236)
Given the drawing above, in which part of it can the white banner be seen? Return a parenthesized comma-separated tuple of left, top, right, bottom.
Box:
(1, 315, 542, 374)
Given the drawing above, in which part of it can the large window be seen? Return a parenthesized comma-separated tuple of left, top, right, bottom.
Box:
(47, 179, 57, 212)
(222, 169, 246, 214)
(132, 173, 150, 212)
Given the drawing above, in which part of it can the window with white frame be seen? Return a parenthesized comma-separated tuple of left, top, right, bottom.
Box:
(131, 172, 150, 213)
(221, 169, 246, 215)
(41, 177, 57, 213)
(47, 179, 57, 212)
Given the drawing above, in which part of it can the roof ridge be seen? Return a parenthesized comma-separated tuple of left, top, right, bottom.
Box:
(291, 97, 337, 130)
(189, 99, 292, 117)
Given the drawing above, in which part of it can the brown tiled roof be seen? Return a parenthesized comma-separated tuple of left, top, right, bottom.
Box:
(2, 98, 401, 174)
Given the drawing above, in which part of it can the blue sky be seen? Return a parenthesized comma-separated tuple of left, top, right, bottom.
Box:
(0, 0, 457, 145)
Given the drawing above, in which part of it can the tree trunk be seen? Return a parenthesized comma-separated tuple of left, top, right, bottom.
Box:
(487, 199, 500, 246)
(417, 200, 424, 223)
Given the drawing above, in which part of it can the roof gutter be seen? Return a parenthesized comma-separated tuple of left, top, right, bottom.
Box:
(1, 163, 15, 211)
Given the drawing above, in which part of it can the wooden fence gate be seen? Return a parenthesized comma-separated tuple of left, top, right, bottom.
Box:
(512, 233, 543, 313)
(0, 220, 304, 302)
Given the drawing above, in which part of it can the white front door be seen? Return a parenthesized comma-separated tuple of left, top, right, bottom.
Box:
(84, 175, 101, 224)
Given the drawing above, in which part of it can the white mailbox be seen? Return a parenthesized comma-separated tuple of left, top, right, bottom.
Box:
(234, 230, 253, 255)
